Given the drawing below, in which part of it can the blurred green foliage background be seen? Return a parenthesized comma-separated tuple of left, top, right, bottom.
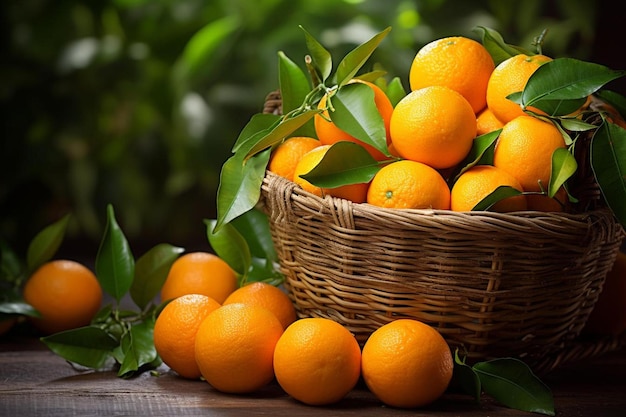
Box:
(1, 0, 623, 258)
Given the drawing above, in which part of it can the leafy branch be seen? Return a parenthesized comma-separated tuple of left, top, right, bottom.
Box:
(454, 351, 555, 416)
(40, 204, 184, 378)
(214, 25, 396, 233)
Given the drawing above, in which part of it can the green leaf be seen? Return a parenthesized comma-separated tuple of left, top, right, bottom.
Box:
(206, 219, 251, 278)
(560, 117, 597, 132)
(449, 130, 500, 187)
(244, 110, 319, 159)
(549, 148, 578, 197)
(355, 70, 388, 84)
(452, 350, 481, 401)
(0, 301, 39, 317)
(117, 318, 158, 378)
(232, 113, 280, 153)
(330, 83, 388, 156)
(243, 257, 283, 286)
(172, 16, 239, 86)
(96, 205, 135, 303)
(278, 52, 317, 139)
(215, 149, 271, 231)
(335, 26, 391, 87)
(41, 326, 118, 369)
(1, 239, 26, 290)
(300, 26, 332, 83)
(522, 58, 626, 115)
(278, 51, 311, 114)
(474, 358, 555, 416)
(130, 244, 185, 310)
(25, 213, 70, 275)
(231, 208, 277, 263)
(472, 186, 524, 211)
(475, 26, 532, 66)
(231, 209, 281, 286)
(300, 141, 381, 188)
(595, 89, 626, 118)
(590, 121, 626, 227)
(385, 76, 407, 107)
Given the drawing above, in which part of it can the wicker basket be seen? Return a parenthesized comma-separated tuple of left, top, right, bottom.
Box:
(259, 91, 626, 373)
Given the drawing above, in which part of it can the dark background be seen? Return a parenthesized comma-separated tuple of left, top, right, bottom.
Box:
(1, 0, 624, 262)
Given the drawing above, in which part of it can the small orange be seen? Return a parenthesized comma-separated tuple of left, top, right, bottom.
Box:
(450, 165, 527, 212)
(486, 53, 553, 124)
(293, 145, 369, 203)
(23, 260, 102, 334)
(361, 319, 453, 409)
(268, 136, 320, 182)
(153, 294, 221, 379)
(273, 317, 361, 405)
(160, 252, 238, 304)
(366, 160, 450, 210)
(390, 85, 476, 169)
(493, 115, 566, 192)
(583, 250, 626, 336)
(194, 303, 284, 394)
(409, 36, 495, 113)
(476, 107, 504, 136)
(223, 281, 296, 329)
(315, 79, 393, 161)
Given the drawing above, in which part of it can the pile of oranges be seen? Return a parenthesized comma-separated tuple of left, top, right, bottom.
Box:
(268, 36, 572, 213)
(7, 33, 626, 412)
(152, 251, 454, 409)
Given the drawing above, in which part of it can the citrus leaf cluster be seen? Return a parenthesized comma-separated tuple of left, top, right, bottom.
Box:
(454, 351, 555, 416)
(214, 25, 396, 233)
(20, 205, 185, 378)
(206, 207, 282, 287)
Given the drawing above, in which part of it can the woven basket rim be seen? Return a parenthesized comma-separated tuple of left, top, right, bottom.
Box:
(263, 170, 618, 224)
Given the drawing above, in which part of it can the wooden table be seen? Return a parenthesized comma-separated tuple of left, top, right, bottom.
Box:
(1, 331, 625, 417)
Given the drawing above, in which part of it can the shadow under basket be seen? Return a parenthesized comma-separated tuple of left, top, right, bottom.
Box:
(260, 171, 626, 374)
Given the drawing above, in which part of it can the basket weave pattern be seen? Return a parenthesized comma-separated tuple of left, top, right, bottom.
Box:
(261, 171, 624, 370)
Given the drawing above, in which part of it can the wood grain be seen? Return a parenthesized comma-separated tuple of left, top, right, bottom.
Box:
(1, 334, 625, 416)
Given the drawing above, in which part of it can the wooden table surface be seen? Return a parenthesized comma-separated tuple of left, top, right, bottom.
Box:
(1, 330, 625, 417)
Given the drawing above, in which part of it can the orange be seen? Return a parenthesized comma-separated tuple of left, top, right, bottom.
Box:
(153, 294, 221, 379)
(268, 136, 320, 182)
(361, 319, 453, 409)
(493, 115, 566, 192)
(23, 260, 102, 334)
(273, 317, 361, 405)
(450, 165, 527, 212)
(194, 303, 283, 393)
(223, 281, 296, 329)
(293, 145, 369, 203)
(486, 53, 553, 124)
(366, 160, 450, 210)
(390, 85, 476, 169)
(315, 79, 393, 161)
(409, 36, 495, 113)
(476, 107, 504, 136)
(160, 252, 238, 304)
(526, 186, 568, 212)
(583, 250, 626, 336)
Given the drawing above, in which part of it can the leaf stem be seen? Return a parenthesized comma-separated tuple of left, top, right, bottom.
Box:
(531, 28, 548, 55)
